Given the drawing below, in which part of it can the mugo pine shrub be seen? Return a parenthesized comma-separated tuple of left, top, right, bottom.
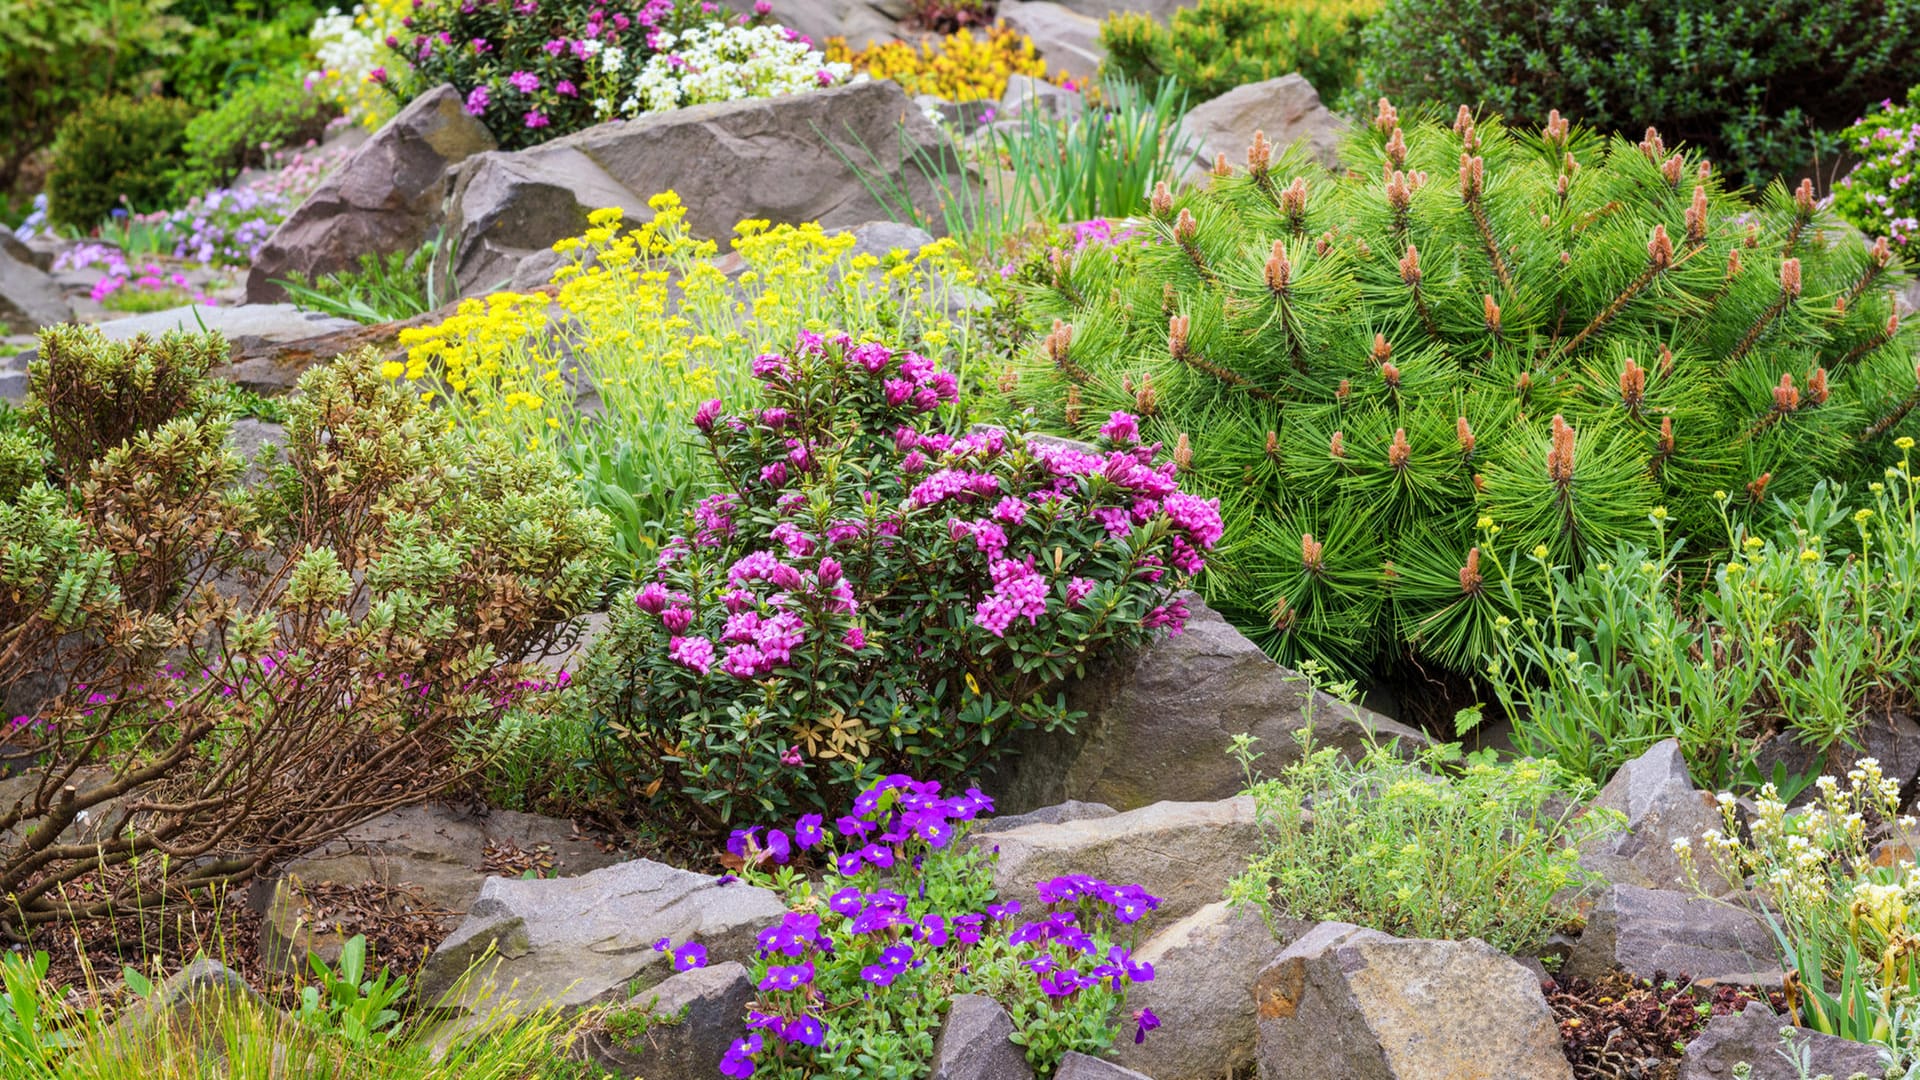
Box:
(573, 332, 1221, 830)
(1099, 0, 1377, 105)
(1002, 105, 1920, 674)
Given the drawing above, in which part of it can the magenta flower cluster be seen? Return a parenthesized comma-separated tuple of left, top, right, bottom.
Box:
(593, 328, 1219, 828)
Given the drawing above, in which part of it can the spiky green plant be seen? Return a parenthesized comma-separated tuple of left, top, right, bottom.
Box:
(1001, 102, 1920, 674)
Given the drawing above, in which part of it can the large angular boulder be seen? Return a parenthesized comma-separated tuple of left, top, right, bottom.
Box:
(929, 995, 1034, 1080)
(997, 2, 1105, 76)
(584, 962, 758, 1080)
(1579, 739, 1732, 894)
(1253, 923, 1573, 1080)
(1564, 885, 1783, 988)
(247, 85, 496, 302)
(1678, 1002, 1888, 1080)
(435, 79, 958, 298)
(1180, 74, 1347, 179)
(980, 796, 1260, 924)
(417, 858, 785, 1013)
(0, 248, 72, 333)
(986, 596, 1426, 813)
(1112, 901, 1305, 1080)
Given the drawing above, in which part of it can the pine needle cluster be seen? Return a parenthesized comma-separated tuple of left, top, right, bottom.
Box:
(1001, 103, 1920, 674)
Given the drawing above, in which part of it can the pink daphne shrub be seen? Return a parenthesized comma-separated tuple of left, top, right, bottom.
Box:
(573, 333, 1221, 829)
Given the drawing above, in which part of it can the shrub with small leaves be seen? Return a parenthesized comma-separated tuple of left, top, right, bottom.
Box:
(170, 75, 336, 201)
(46, 95, 198, 227)
(24, 323, 228, 483)
(1362, 0, 1920, 188)
(1003, 106, 1920, 674)
(573, 330, 1221, 830)
(0, 329, 610, 931)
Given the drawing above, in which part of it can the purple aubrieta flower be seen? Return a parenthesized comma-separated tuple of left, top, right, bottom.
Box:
(1134, 1006, 1161, 1043)
(673, 941, 707, 971)
(828, 886, 866, 916)
(795, 813, 824, 849)
(781, 1014, 828, 1047)
(758, 961, 813, 991)
(719, 1032, 761, 1078)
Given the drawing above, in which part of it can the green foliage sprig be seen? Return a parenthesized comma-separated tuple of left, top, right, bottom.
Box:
(1003, 107, 1920, 675)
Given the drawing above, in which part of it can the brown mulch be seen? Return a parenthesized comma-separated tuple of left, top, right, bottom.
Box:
(1549, 971, 1786, 1080)
(27, 877, 454, 1013)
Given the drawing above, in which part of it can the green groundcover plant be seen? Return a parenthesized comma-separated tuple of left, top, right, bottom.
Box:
(1488, 447, 1920, 789)
(570, 329, 1222, 830)
(1834, 87, 1920, 249)
(1001, 104, 1920, 675)
(1361, 0, 1920, 188)
(1227, 718, 1606, 955)
(630, 773, 1161, 1078)
(46, 95, 198, 228)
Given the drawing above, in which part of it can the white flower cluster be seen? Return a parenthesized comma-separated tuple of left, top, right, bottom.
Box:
(307, 5, 404, 128)
(613, 23, 857, 118)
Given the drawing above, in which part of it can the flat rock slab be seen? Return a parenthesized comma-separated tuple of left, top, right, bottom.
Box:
(1678, 1001, 1888, 1079)
(583, 962, 757, 1080)
(0, 248, 72, 334)
(419, 857, 785, 1014)
(929, 994, 1034, 1080)
(981, 796, 1260, 925)
(1181, 74, 1347, 179)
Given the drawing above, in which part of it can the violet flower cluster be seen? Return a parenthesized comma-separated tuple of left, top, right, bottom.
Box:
(693, 774, 1160, 1078)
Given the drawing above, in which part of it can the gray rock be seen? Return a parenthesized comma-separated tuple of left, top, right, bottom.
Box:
(1678, 1001, 1888, 1080)
(1180, 74, 1347, 180)
(1253, 923, 1572, 1080)
(930, 994, 1033, 1080)
(10, 303, 357, 366)
(998, 75, 1084, 122)
(1753, 710, 1920, 805)
(844, 220, 938, 261)
(0, 229, 36, 269)
(584, 962, 757, 1080)
(1579, 739, 1732, 894)
(436, 80, 960, 298)
(1112, 901, 1304, 1080)
(0, 249, 73, 334)
(1898, 279, 1919, 318)
(112, 959, 261, 1035)
(418, 857, 785, 1016)
(260, 801, 623, 973)
(973, 800, 1117, 835)
(1054, 1053, 1154, 1080)
(1046, 0, 1183, 21)
(731, 0, 900, 50)
(1565, 885, 1784, 988)
(998, 2, 1105, 76)
(248, 85, 496, 302)
(981, 796, 1259, 924)
(986, 595, 1427, 813)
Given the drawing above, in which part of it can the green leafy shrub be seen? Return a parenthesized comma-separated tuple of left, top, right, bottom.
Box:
(172, 74, 336, 200)
(0, 328, 608, 930)
(1001, 107, 1920, 675)
(23, 323, 227, 483)
(46, 95, 197, 228)
(0, 0, 181, 194)
(1488, 463, 1920, 788)
(652, 774, 1159, 1078)
(1227, 721, 1605, 954)
(163, 0, 325, 107)
(572, 331, 1221, 831)
(1362, 0, 1920, 188)
(1099, 0, 1376, 105)
(1833, 87, 1920, 248)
